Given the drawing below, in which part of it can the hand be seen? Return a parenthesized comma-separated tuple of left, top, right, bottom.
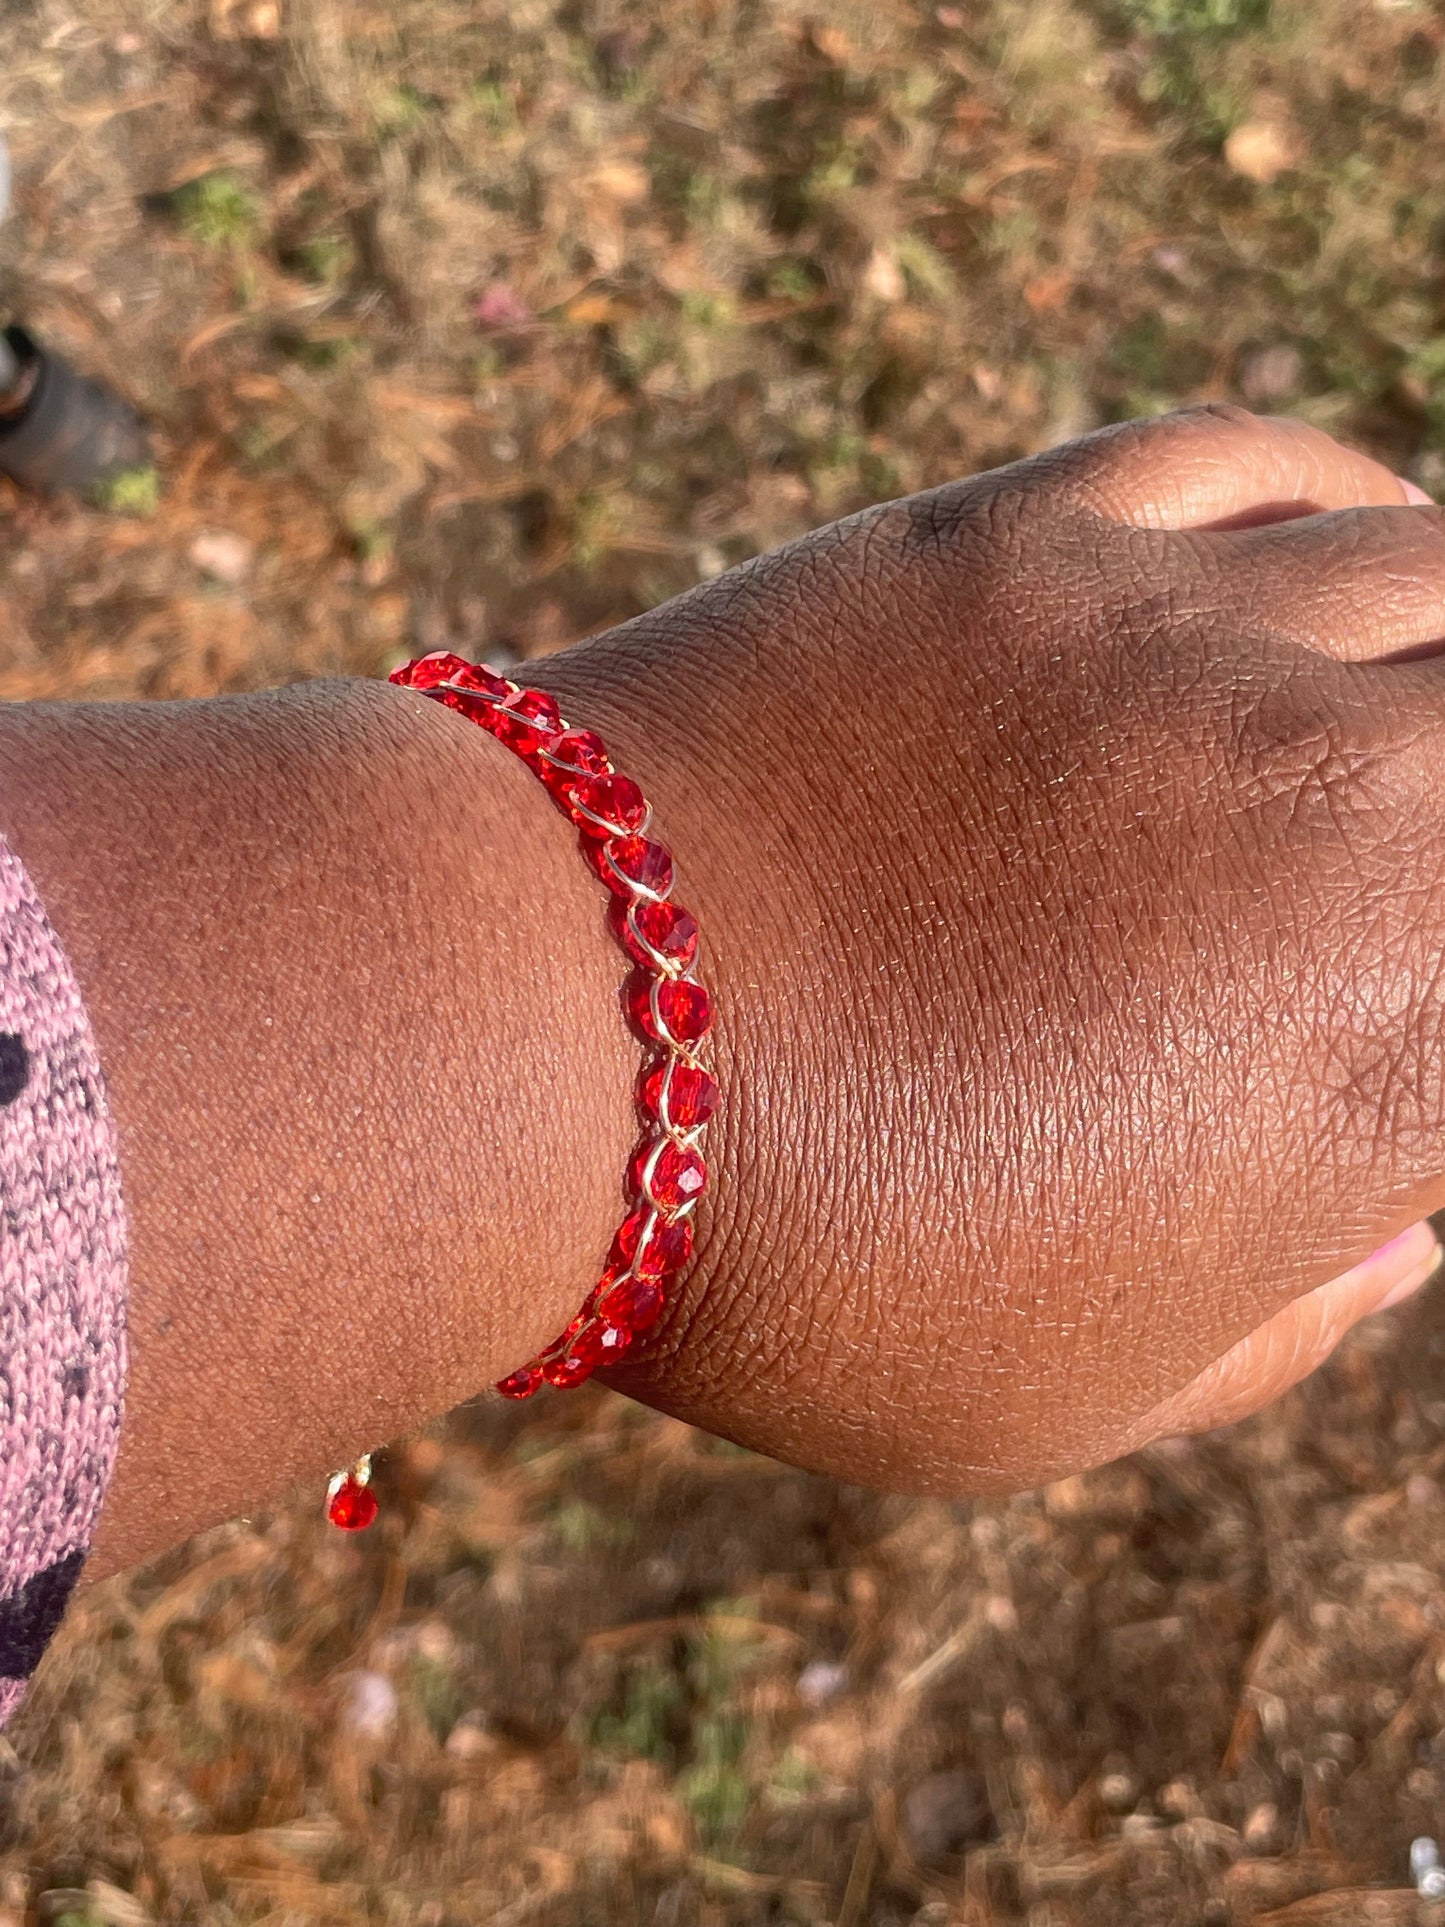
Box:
(536, 405, 1445, 1493)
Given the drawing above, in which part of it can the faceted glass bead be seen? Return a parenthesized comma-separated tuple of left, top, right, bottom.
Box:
(640, 1058, 719, 1130)
(397, 651, 470, 690)
(540, 728, 611, 802)
(658, 978, 712, 1045)
(631, 1138, 708, 1213)
(568, 1317, 633, 1370)
(628, 976, 712, 1046)
(328, 1475, 379, 1532)
(612, 1205, 694, 1279)
(590, 836, 674, 899)
(597, 1322, 633, 1361)
(570, 772, 647, 838)
(598, 1272, 665, 1332)
(497, 1363, 543, 1400)
(625, 974, 658, 1038)
(620, 899, 699, 971)
(550, 727, 611, 775)
(438, 687, 507, 727)
(452, 661, 511, 699)
(495, 687, 563, 751)
(542, 1348, 595, 1389)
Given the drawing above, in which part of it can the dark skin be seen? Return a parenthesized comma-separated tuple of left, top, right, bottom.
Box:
(3, 404, 1442, 1577)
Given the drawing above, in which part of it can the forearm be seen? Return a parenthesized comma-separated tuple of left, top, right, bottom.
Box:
(4, 405, 1434, 1583)
(0, 677, 637, 1575)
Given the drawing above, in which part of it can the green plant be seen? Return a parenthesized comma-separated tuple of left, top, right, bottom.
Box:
(372, 82, 433, 137)
(173, 173, 261, 251)
(551, 1496, 633, 1552)
(294, 234, 352, 283)
(284, 331, 362, 371)
(469, 77, 520, 136)
(409, 1653, 465, 1742)
(678, 289, 738, 331)
(96, 466, 161, 517)
(1118, 0, 1269, 32)
(590, 1662, 686, 1762)
(768, 1749, 822, 1802)
(680, 1750, 752, 1843)
(766, 260, 817, 303)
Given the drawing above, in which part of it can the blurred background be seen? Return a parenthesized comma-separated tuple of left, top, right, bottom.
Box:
(3, 1, 1445, 1922)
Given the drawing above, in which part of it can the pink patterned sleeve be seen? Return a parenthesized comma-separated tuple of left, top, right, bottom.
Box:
(0, 836, 127, 1725)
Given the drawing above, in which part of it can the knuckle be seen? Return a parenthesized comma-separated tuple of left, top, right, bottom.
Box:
(895, 473, 1031, 568)
(1174, 399, 1263, 435)
(1224, 674, 1445, 1178)
(1216, 662, 1404, 845)
(1304, 938, 1445, 1174)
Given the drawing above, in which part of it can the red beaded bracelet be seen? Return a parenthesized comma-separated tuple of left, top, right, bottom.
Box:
(325, 651, 718, 1531)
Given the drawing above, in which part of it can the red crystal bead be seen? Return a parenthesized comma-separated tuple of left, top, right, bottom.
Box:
(620, 899, 699, 971)
(549, 1312, 587, 1355)
(437, 686, 508, 728)
(627, 974, 713, 1046)
(452, 661, 512, 698)
(494, 687, 563, 752)
(631, 1138, 708, 1213)
(497, 1363, 543, 1399)
(569, 772, 648, 838)
(597, 1271, 665, 1332)
(327, 1474, 379, 1532)
(395, 651, 470, 690)
(567, 1317, 634, 1370)
(589, 835, 674, 899)
(640, 1058, 720, 1130)
(625, 975, 655, 1037)
(543, 1348, 595, 1389)
(658, 977, 712, 1045)
(612, 1205, 694, 1279)
(550, 727, 611, 775)
(540, 728, 612, 802)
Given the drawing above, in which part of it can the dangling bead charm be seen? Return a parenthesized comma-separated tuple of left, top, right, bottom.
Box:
(326, 1455, 378, 1531)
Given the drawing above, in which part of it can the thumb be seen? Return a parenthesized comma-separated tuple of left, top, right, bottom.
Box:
(1140, 1220, 1443, 1440)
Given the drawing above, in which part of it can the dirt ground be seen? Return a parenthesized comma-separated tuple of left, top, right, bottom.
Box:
(5, 0, 1445, 1921)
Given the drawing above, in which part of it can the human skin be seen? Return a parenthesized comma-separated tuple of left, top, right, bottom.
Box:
(3, 404, 1445, 1576)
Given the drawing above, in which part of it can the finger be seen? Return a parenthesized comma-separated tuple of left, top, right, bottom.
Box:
(1031, 404, 1416, 531)
(1203, 503, 1445, 661)
(1140, 1221, 1443, 1439)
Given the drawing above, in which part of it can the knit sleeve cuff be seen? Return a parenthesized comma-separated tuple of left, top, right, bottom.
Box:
(0, 836, 127, 1724)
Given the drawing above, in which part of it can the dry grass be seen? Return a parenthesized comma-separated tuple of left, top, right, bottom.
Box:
(4, 0, 1445, 1920)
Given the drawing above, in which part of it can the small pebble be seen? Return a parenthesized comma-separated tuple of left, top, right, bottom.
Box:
(1099, 1770, 1136, 1812)
(190, 529, 254, 587)
(1412, 1836, 1441, 1893)
(796, 1659, 847, 1708)
(1238, 343, 1303, 404)
(1243, 1802, 1278, 1852)
(445, 1712, 494, 1759)
(342, 1669, 396, 1740)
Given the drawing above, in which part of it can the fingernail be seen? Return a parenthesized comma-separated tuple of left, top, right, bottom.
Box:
(1351, 1221, 1445, 1310)
(1378, 1245, 1444, 1310)
(1399, 478, 1434, 505)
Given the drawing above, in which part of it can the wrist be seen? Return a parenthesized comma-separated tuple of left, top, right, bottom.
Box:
(522, 635, 813, 1431)
(0, 678, 635, 1570)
